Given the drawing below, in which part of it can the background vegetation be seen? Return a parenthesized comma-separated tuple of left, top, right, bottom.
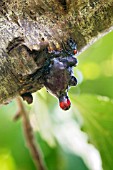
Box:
(0, 30, 113, 170)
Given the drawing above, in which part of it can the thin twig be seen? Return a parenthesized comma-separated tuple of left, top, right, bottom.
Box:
(15, 97, 47, 170)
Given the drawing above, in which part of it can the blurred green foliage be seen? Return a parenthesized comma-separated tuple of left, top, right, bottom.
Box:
(70, 30, 113, 170)
(0, 103, 88, 170)
(0, 30, 113, 170)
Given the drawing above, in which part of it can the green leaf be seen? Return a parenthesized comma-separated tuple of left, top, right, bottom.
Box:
(77, 76, 113, 99)
(71, 94, 113, 170)
(0, 150, 16, 170)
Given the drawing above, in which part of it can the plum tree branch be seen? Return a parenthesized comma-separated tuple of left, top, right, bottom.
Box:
(0, 0, 113, 104)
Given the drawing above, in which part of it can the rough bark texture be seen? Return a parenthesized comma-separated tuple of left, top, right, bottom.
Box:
(0, 0, 113, 104)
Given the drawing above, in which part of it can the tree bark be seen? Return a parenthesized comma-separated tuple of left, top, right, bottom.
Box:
(0, 0, 113, 104)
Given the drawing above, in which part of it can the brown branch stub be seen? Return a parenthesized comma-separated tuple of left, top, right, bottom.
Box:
(16, 97, 47, 170)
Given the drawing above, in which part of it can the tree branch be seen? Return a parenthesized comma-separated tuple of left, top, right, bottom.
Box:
(0, 0, 113, 104)
(16, 97, 47, 170)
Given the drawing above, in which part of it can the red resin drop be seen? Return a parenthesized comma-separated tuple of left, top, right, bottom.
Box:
(59, 98, 71, 110)
(73, 49, 77, 55)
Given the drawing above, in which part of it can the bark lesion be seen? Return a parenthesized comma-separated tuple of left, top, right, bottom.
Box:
(7, 39, 45, 102)
(6, 36, 51, 104)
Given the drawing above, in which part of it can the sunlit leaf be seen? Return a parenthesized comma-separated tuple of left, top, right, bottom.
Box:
(0, 150, 16, 170)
